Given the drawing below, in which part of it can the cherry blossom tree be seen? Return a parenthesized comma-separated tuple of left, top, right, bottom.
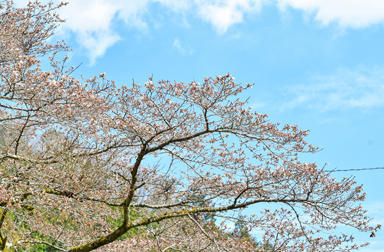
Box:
(0, 1, 380, 251)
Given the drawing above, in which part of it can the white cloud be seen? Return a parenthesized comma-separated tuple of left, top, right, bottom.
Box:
(51, 0, 264, 62)
(58, 0, 125, 64)
(278, 0, 384, 28)
(196, 0, 264, 33)
(14, 0, 384, 62)
(54, 0, 187, 63)
(282, 67, 384, 111)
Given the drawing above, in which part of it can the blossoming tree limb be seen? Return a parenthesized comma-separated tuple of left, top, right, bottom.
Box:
(0, 1, 380, 251)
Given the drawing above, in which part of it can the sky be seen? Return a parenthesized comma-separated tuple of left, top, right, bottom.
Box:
(16, 0, 384, 250)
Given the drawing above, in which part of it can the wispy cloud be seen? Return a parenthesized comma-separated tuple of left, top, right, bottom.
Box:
(358, 201, 384, 252)
(281, 67, 384, 112)
(172, 38, 193, 55)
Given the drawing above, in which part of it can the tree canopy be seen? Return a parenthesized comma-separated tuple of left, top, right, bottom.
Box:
(0, 1, 380, 251)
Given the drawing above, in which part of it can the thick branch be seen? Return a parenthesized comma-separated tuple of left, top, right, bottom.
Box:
(121, 146, 147, 223)
(68, 197, 317, 251)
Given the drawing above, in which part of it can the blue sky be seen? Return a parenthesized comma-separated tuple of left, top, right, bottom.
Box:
(18, 0, 384, 250)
